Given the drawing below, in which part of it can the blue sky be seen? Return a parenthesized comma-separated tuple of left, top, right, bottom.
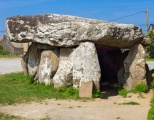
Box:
(0, 0, 154, 37)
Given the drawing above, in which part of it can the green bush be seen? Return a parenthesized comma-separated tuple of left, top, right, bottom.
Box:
(0, 46, 10, 55)
(146, 31, 154, 59)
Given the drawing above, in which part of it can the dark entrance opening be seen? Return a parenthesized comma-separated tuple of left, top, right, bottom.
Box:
(96, 45, 129, 98)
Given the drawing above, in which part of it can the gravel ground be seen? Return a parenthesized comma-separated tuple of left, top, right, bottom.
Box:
(0, 58, 23, 74)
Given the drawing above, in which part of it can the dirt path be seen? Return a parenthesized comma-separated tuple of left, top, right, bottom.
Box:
(0, 90, 152, 120)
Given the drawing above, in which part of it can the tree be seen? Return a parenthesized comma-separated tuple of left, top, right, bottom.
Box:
(146, 31, 154, 58)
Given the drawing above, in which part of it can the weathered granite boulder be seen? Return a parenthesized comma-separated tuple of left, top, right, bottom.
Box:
(26, 43, 41, 76)
(123, 44, 146, 90)
(6, 13, 150, 97)
(53, 48, 74, 88)
(72, 42, 101, 90)
(53, 42, 101, 91)
(38, 50, 59, 85)
(6, 14, 146, 48)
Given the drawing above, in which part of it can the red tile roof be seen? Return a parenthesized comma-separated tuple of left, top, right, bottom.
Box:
(0, 38, 2, 41)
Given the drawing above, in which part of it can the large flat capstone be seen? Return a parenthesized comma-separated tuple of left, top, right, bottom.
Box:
(6, 14, 144, 48)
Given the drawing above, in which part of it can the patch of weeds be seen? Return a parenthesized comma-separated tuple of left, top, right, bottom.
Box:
(150, 93, 154, 106)
(130, 83, 149, 93)
(147, 106, 154, 120)
(92, 90, 102, 98)
(118, 89, 128, 98)
(118, 101, 140, 105)
(65, 86, 79, 98)
(147, 86, 154, 120)
(113, 83, 123, 90)
(0, 112, 23, 120)
(151, 80, 154, 89)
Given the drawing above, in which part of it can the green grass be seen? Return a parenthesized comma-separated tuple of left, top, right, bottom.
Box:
(0, 46, 20, 58)
(118, 101, 140, 105)
(148, 92, 154, 120)
(117, 83, 149, 98)
(92, 90, 102, 98)
(0, 54, 20, 58)
(146, 58, 154, 62)
(151, 80, 154, 89)
(0, 112, 23, 120)
(0, 72, 79, 105)
(129, 83, 149, 93)
(118, 89, 128, 98)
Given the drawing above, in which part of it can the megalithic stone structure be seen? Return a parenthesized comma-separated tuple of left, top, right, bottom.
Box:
(6, 14, 151, 97)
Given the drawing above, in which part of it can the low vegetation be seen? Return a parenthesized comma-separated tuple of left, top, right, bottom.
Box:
(0, 72, 79, 105)
(92, 90, 102, 98)
(0, 72, 103, 105)
(113, 82, 149, 98)
(118, 101, 140, 105)
(146, 31, 154, 59)
(147, 79, 154, 120)
(0, 112, 23, 120)
(0, 46, 20, 58)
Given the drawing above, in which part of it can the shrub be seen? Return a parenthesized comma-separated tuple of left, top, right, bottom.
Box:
(0, 46, 10, 55)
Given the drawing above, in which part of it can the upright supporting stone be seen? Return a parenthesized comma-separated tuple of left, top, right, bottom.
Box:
(123, 44, 146, 90)
(72, 42, 101, 90)
(21, 56, 28, 76)
(27, 42, 41, 76)
(79, 81, 93, 98)
(53, 48, 74, 88)
(38, 50, 59, 85)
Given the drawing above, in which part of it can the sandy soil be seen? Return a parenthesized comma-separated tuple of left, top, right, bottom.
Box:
(0, 90, 152, 120)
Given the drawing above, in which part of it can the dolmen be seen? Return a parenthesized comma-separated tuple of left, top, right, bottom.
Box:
(6, 14, 151, 97)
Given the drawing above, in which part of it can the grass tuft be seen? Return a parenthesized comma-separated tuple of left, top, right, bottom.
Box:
(118, 89, 128, 98)
(129, 83, 149, 93)
(119, 101, 140, 105)
(92, 90, 102, 98)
